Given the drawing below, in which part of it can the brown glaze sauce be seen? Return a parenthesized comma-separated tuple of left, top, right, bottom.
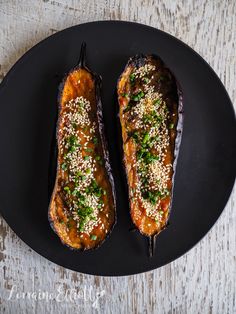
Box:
(118, 56, 179, 236)
(50, 68, 115, 250)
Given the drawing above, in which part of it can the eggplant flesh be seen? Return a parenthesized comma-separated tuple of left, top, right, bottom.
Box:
(117, 54, 183, 245)
(49, 43, 116, 250)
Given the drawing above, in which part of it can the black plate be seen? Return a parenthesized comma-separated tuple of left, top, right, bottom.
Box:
(0, 21, 235, 276)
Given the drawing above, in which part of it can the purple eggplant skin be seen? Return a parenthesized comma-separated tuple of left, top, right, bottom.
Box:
(117, 54, 184, 257)
(48, 43, 116, 251)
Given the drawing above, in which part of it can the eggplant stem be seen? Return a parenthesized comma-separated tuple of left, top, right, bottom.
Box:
(78, 42, 86, 67)
(148, 235, 156, 258)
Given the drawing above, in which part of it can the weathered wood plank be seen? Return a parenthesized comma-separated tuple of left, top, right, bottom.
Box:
(0, 0, 235, 313)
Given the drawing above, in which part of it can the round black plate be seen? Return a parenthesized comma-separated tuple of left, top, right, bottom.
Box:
(0, 21, 235, 276)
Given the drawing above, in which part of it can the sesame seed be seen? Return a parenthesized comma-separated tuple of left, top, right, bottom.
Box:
(58, 96, 109, 235)
(123, 62, 175, 222)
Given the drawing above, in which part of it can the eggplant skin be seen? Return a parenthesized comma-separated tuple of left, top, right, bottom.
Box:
(49, 45, 116, 251)
(117, 54, 183, 239)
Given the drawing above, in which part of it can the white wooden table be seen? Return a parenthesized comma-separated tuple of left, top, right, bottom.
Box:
(0, 1, 235, 313)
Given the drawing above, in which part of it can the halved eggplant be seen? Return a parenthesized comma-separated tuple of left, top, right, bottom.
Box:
(117, 54, 183, 255)
(49, 43, 116, 250)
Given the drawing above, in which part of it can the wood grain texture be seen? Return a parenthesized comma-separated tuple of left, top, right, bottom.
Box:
(0, 0, 235, 313)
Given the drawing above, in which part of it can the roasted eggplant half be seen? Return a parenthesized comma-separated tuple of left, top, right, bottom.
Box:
(49, 43, 116, 250)
(117, 54, 183, 255)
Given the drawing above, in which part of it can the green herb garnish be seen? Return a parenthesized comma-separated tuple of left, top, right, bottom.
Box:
(87, 180, 104, 198)
(90, 234, 97, 241)
(143, 111, 163, 125)
(129, 131, 139, 142)
(142, 132, 150, 144)
(64, 186, 70, 194)
(154, 99, 161, 106)
(85, 147, 93, 153)
(93, 137, 98, 145)
(132, 91, 144, 102)
(161, 189, 170, 198)
(142, 190, 161, 205)
(121, 93, 129, 97)
(72, 189, 77, 196)
(61, 162, 67, 171)
(130, 73, 135, 83)
(78, 206, 94, 218)
(137, 150, 159, 164)
(67, 135, 80, 152)
(123, 103, 133, 113)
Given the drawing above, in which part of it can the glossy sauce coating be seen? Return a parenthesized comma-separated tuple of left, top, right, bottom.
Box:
(118, 56, 179, 236)
(49, 67, 115, 250)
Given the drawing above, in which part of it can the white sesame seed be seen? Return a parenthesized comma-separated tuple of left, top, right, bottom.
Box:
(123, 62, 175, 222)
(58, 95, 109, 235)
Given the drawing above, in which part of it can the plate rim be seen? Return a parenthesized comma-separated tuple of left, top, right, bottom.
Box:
(0, 20, 235, 276)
